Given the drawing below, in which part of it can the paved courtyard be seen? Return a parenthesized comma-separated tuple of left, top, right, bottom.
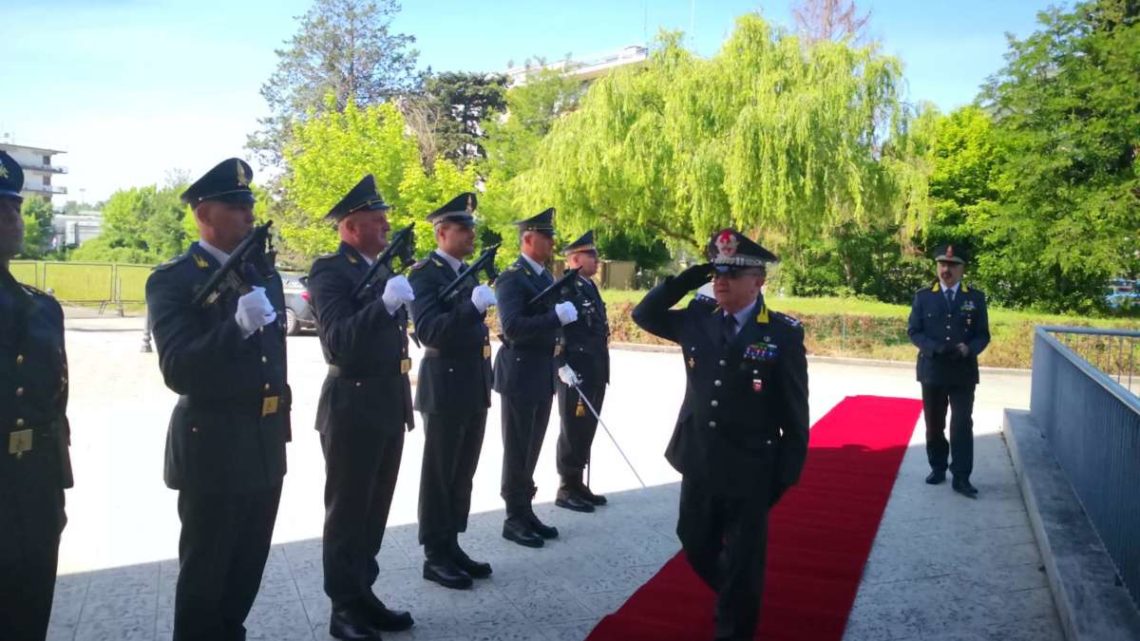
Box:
(43, 312, 1062, 641)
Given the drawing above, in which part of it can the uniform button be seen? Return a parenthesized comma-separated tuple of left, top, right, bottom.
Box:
(16, 418, 25, 427)
(945, 337, 951, 341)
(263, 383, 270, 392)
(191, 426, 199, 433)
(448, 368, 454, 373)
(355, 382, 362, 388)
(15, 387, 24, 397)
(15, 354, 24, 366)
(711, 400, 719, 407)
(261, 356, 268, 363)
(714, 380, 722, 387)
(708, 420, 717, 428)
(719, 359, 726, 366)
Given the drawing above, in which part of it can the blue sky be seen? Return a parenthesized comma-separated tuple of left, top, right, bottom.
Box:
(0, 0, 1066, 203)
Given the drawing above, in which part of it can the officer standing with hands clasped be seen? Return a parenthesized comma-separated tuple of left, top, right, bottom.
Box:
(409, 192, 496, 590)
(907, 244, 990, 498)
(553, 230, 610, 513)
(493, 208, 579, 548)
(0, 150, 73, 641)
(146, 158, 290, 641)
(632, 228, 809, 641)
(307, 175, 416, 640)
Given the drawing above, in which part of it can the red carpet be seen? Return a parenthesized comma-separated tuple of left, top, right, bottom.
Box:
(585, 395, 923, 641)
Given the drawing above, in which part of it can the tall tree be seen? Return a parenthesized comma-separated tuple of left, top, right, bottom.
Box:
(978, 0, 1140, 311)
(248, 0, 421, 165)
(414, 71, 509, 167)
(70, 185, 189, 263)
(509, 17, 905, 255)
(18, 196, 54, 259)
(791, 0, 872, 44)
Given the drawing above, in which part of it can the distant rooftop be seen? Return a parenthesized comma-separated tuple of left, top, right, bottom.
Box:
(507, 45, 649, 86)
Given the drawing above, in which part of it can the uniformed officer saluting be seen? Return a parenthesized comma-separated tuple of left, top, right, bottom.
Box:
(146, 158, 290, 641)
(409, 192, 496, 590)
(553, 230, 610, 513)
(493, 208, 579, 548)
(632, 228, 809, 641)
(0, 150, 73, 641)
(307, 175, 416, 641)
(907, 244, 990, 497)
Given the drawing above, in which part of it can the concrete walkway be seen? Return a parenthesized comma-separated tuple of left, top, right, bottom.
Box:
(43, 315, 1061, 640)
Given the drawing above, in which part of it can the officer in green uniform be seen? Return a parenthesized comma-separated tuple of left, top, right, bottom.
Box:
(146, 158, 290, 641)
(632, 228, 809, 641)
(0, 150, 73, 641)
(409, 193, 496, 589)
(493, 208, 579, 548)
(308, 175, 416, 640)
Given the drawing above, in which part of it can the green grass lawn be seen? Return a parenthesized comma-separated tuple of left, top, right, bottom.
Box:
(597, 289, 1139, 368)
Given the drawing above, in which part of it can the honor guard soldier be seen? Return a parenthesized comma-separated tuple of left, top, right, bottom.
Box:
(308, 175, 416, 640)
(0, 150, 72, 641)
(493, 208, 578, 548)
(409, 193, 495, 589)
(146, 158, 290, 641)
(907, 244, 990, 497)
(553, 230, 610, 513)
(632, 228, 809, 641)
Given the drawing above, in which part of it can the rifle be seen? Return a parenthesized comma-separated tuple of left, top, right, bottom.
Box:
(191, 221, 276, 307)
(528, 267, 581, 309)
(350, 224, 416, 301)
(438, 243, 502, 303)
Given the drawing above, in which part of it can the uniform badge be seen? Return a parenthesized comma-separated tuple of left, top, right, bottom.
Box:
(0, 164, 8, 179)
(261, 396, 279, 417)
(8, 429, 33, 458)
(236, 160, 250, 186)
(192, 253, 209, 269)
(715, 230, 739, 258)
(687, 356, 696, 369)
(466, 195, 474, 212)
(752, 379, 764, 393)
(961, 300, 977, 312)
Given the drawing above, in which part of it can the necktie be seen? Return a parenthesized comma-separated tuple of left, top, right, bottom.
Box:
(722, 313, 737, 346)
(945, 289, 955, 306)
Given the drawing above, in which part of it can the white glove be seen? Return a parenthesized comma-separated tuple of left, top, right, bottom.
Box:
(558, 364, 581, 387)
(471, 284, 497, 313)
(554, 301, 579, 326)
(235, 286, 277, 338)
(381, 275, 415, 315)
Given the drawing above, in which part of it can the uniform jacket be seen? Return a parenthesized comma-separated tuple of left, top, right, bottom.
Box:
(146, 242, 290, 493)
(632, 278, 809, 497)
(492, 256, 561, 401)
(0, 270, 72, 493)
(907, 281, 990, 386)
(308, 242, 414, 435)
(407, 251, 493, 415)
(561, 275, 609, 387)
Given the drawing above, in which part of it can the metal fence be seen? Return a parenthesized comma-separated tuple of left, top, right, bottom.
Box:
(1030, 326, 1140, 607)
(10, 260, 151, 312)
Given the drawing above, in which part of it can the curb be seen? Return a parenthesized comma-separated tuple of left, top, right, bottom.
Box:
(1004, 409, 1140, 641)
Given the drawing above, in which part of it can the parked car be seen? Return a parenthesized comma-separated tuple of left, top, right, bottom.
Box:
(1105, 278, 1139, 311)
(281, 272, 318, 335)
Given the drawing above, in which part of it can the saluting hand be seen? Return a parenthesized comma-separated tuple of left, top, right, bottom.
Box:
(673, 263, 714, 292)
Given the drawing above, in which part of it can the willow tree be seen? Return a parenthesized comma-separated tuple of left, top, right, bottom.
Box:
(511, 14, 906, 255)
(281, 97, 477, 259)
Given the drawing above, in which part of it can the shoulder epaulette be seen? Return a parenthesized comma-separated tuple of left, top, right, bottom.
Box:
(773, 310, 801, 327)
(153, 253, 191, 272)
(505, 263, 521, 272)
(411, 258, 430, 271)
(20, 283, 51, 298)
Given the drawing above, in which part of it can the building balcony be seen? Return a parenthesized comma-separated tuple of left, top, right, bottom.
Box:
(21, 163, 68, 174)
(24, 184, 68, 196)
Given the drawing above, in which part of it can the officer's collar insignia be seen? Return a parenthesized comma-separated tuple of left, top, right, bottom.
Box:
(0, 165, 7, 179)
(715, 230, 739, 258)
(756, 305, 769, 324)
(961, 283, 969, 293)
(192, 253, 209, 269)
(346, 253, 358, 264)
(236, 160, 250, 186)
(431, 257, 444, 267)
(466, 195, 474, 212)
(932, 282, 941, 292)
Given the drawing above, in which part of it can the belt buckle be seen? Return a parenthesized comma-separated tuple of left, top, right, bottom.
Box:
(400, 358, 412, 375)
(8, 429, 33, 458)
(261, 396, 280, 417)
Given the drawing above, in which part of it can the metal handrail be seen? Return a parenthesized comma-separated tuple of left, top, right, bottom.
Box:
(1038, 326, 1139, 404)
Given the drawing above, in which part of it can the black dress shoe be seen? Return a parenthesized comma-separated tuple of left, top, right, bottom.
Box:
(423, 559, 473, 589)
(452, 545, 492, 579)
(555, 488, 595, 513)
(527, 513, 559, 539)
(580, 485, 607, 506)
(502, 517, 545, 548)
(925, 469, 946, 485)
(952, 477, 979, 498)
(363, 593, 414, 631)
(330, 605, 384, 641)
